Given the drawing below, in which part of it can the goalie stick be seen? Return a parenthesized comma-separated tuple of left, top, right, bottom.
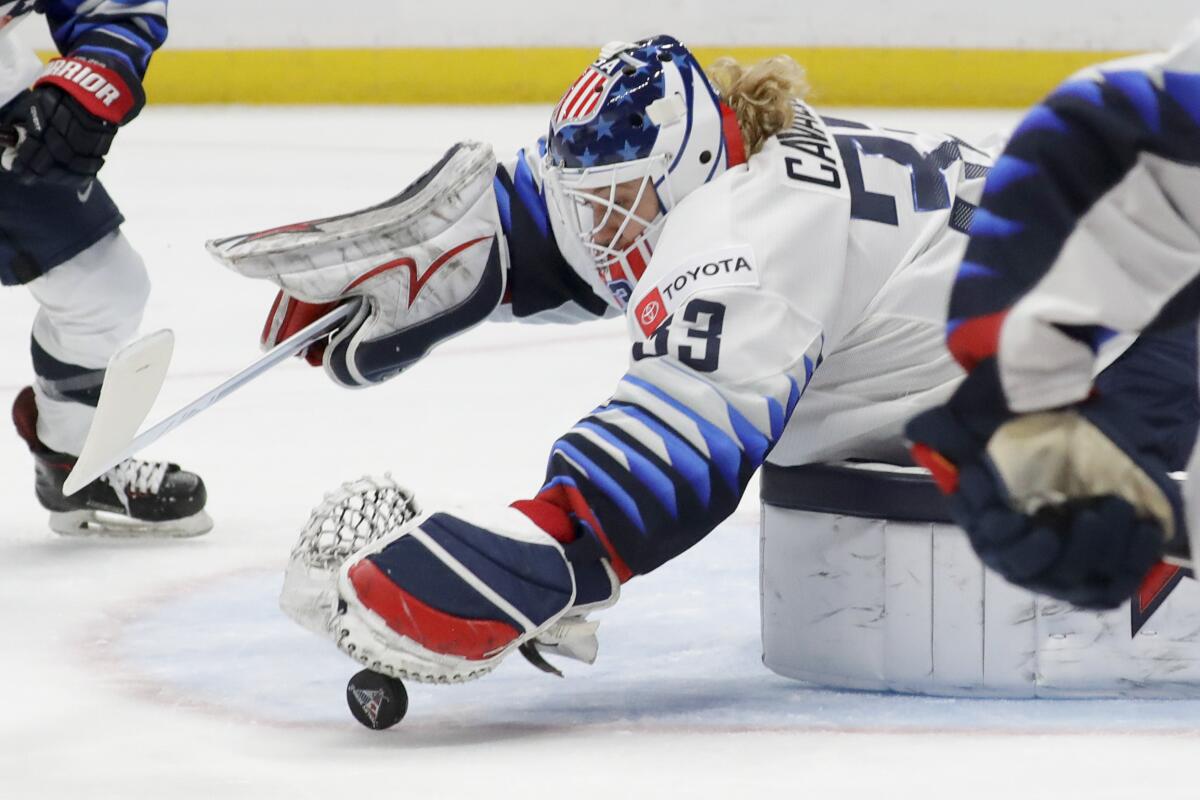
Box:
(62, 302, 357, 496)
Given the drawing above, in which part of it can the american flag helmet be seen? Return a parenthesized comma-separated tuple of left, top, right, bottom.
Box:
(542, 35, 744, 307)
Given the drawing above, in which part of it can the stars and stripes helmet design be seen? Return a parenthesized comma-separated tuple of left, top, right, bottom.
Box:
(542, 35, 745, 307)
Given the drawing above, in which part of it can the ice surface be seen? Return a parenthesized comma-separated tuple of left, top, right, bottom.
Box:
(1, 106, 1197, 799)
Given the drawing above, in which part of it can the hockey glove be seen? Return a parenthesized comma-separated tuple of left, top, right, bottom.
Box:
(260, 291, 340, 367)
(209, 141, 508, 389)
(906, 365, 1181, 609)
(280, 477, 618, 683)
(2, 55, 145, 185)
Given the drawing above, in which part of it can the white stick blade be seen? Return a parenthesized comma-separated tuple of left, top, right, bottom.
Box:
(63, 330, 175, 496)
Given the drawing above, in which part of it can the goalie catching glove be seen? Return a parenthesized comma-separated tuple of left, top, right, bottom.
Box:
(280, 476, 618, 683)
(209, 141, 509, 388)
(905, 365, 1184, 609)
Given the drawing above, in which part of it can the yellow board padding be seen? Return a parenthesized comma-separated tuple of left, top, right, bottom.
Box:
(42, 46, 1137, 107)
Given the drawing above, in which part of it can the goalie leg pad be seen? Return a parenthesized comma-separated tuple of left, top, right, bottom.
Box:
(334, 510, 577, 683)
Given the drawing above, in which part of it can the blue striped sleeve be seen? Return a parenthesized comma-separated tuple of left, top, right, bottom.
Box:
(536, 355, 818, 575)
(43, 0, 169, 76)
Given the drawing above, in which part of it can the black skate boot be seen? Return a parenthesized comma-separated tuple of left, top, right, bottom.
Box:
(12, 386, 213, 537)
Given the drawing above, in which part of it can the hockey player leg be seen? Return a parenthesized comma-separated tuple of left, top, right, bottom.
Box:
(1186, 437, 1200, 571)
(17, 231, 211, 537)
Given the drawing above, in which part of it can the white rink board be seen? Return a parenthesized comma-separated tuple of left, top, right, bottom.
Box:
(1, 106, 1199, 799)
(12, 1, 1198, 51)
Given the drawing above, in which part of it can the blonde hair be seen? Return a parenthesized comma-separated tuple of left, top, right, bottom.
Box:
(706, 56, 810, 156)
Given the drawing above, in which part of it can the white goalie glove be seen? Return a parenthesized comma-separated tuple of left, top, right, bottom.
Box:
(279, 475, 422, 639)
(207, 141, 509, 387)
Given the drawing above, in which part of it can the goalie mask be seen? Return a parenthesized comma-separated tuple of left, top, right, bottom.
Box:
(542, 35, 746, 308)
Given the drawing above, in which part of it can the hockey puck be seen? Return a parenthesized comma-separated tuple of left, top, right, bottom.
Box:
(346, 669, 408, 730)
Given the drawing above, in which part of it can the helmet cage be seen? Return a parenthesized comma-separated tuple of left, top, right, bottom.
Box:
(542, 35, 733, 306)
(544, 152, 674, 292)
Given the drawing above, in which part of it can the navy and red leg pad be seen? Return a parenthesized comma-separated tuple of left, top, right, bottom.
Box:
(346, 512, 573, 660)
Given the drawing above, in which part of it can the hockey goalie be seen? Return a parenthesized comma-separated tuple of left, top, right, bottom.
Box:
(210, 34, 1199, 690)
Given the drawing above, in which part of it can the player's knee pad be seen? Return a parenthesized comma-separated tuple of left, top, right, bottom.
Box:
(209, 141, 509, 387)
(24, 232, 150, 452)
(28, 229, 149, 366)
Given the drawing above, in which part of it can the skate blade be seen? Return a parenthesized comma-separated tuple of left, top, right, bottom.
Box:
(48, 509, 214, 539)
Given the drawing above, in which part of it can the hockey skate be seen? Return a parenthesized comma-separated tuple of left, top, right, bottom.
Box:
(12, 387, 212, 537)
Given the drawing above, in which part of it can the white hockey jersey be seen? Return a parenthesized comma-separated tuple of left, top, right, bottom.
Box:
(507, 100, 996, 577)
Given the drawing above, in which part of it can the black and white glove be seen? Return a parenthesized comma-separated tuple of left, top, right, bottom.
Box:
(906, 365, 1182, 609)
(1, 54, 146, 185)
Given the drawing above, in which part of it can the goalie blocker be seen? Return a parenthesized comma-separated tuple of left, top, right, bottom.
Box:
(760, 461, 1200, 698)
(208, 141, 508, 388)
